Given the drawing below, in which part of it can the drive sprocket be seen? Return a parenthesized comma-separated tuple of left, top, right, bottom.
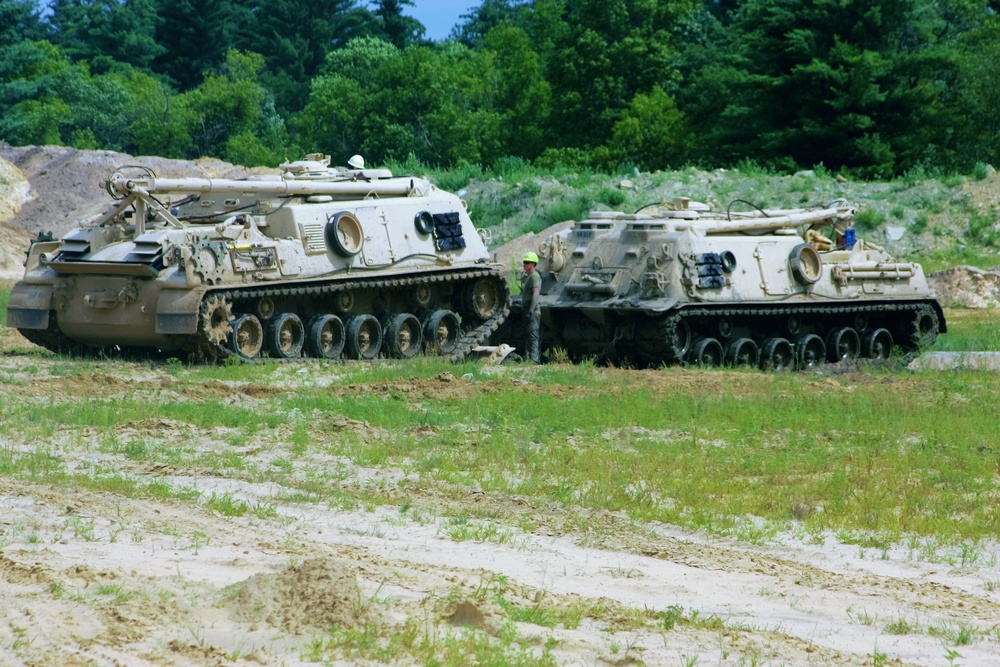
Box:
(199, 294, 234, 346)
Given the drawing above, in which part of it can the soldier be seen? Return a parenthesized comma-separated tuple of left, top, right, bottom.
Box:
(521, 251, 542, 363)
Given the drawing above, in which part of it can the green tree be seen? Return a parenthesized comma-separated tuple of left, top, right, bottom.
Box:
(689, 0, 978, 175)
(948, 4, 1000, 166)
(151, 0, 250, 90)
(539, 0, 695, 151)
(298, 38, 505, 166)
(372, 0, 425, 48)
(297, 37, 400, 159)
(452, 0, 527, 44)
(175, 49, 290, 163)
(0, 0, 46, 47)
(46, 0, 165, 72)
(479, 23, 550, 159)
(250, 0, 374, 114)
(0, 40, 76, 145)
(606, 87, 689, 171)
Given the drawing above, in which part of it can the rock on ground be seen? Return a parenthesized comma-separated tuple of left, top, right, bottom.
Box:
(928, 265, 1000, 308)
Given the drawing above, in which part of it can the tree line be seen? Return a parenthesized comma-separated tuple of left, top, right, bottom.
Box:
(2, 0, 998, 177)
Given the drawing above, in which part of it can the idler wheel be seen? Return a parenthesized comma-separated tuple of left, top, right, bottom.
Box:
(689, 337, 723, 367)
(424, 309, 460, 355)
(862, 328, 894, 360)
(228, 314, 263, 359)
(383, 313, 423, 359)
(345, 314, 382, 360)
(826, 327, 860, 363)
(794, 334, 826, 369)
(668, 318, 692, 362)
(760, 337, 793, 371)
(907, 305, 939, 349)
(460, 276, 502, 321)
(266, 312, 304, 359)
(306, 314, 345, 359)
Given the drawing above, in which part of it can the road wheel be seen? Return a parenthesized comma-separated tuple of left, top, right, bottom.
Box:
(424, 309, 460, 355)
(794, 334, 826, 369)
(862, 328, 894, 360)
(689, 337, 723, 367)
(228, 314, 263, 359)
(266, 313, 304, 359)
(306, 314, 345, 359)
(760, 337, 793, 371)
(345, 315, 382, 360)
(383, 313, 423, 359)
(725, 337, 758, 367)
(826, 327, 860, 363)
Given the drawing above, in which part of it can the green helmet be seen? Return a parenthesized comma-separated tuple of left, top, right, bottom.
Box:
(523, 251, 539, 264)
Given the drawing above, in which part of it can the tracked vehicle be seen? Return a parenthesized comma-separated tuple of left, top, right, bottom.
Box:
(7, 155, 508, 361)
(499, 198, 944, 369)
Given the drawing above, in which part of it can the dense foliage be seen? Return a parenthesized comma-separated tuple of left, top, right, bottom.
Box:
(1, 0, 997, 176)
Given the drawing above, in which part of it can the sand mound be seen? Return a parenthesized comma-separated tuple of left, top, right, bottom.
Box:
(225, 557, 381, 634)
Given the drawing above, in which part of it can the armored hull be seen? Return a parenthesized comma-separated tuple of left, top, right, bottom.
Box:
(498, 198, 944, 369)
(8, 155, 509, 361)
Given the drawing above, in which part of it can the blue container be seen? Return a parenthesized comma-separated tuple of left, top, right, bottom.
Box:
(844, 228, 856, 249)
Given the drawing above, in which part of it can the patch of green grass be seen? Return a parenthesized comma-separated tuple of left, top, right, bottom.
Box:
(205, 492, 250, 517)
(854, 208, 886, 230)
(929, 621, 981, 645)
(884, 615, 921, 635)
(912, 246, 1000, 273)
(931, 311, 1000, 351)
(966, 212, 1000, 247)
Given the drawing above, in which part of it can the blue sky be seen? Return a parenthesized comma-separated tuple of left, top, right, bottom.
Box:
(402, 0, 481, 41)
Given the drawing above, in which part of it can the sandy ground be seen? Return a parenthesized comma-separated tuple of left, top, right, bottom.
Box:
(0, 329, 998, 667)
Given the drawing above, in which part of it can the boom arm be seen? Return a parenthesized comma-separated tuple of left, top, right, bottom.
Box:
(104, 173, 431, 199)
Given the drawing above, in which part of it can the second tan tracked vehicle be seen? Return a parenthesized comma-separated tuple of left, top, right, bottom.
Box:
(8, 155, 509, 361)
(497, 198, 944, 369)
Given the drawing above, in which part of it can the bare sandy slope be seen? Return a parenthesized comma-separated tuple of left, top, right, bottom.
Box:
(0, 342, 997, 667)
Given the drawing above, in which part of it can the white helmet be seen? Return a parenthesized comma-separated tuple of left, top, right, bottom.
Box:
(348, 154, 365, 169)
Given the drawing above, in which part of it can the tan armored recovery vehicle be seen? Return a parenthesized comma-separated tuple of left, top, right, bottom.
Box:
(498, 197, 944, 369)
(7, 154, 508, 361)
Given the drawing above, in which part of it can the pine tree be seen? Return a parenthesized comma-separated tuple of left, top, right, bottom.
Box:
(372, 0, 424, 48)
